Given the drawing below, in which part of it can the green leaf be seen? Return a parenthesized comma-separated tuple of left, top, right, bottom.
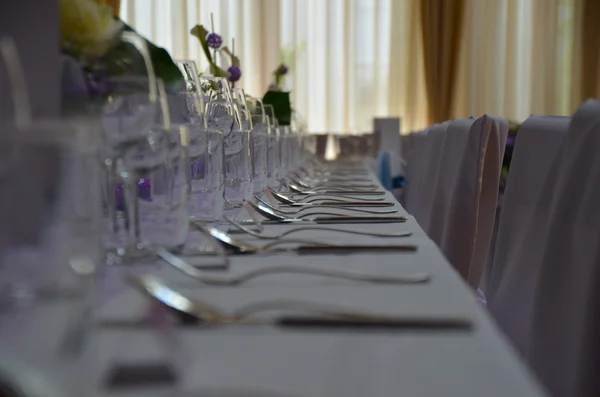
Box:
(262, 90, 292, 126)
(221, 46, 240, 67)
(190, 25, 213, 64)
(111, 21, 184, 89)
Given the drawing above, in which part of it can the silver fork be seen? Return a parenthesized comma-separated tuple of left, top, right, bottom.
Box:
(155, 247, 428, 286)
(263, 188, 393, 207)
(224, 215, 412, 238)
(124, 273, 449, 327)
(254, 196, 397, 215)
(264, 186, 385, 203)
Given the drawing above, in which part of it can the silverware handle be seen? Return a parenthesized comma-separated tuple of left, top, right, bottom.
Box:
(304, 190, 385, 195)
(312, 201, 394, 207)
(275, 316, 472, 330)
(313, 216, 407, 224)
(295, 244, 417, 254)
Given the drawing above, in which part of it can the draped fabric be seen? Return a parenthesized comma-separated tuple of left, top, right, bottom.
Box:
(452, 0, 577, 121)
(119, 0, 584, 132)
(571, 0, 600, 104)
(419, 0, 466, 124)
(119, 0, 428, 133)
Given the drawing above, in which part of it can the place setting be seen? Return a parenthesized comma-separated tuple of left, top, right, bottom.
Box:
(2, 1, 580, 395)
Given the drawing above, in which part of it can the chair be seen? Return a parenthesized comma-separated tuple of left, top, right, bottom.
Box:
(426, 115, 509, 286)
(404, 122, 450, 226)
(425, 118, 475, 239)
(315, 134, 328, 158)
(486, 116, 569, 309)
(486, 101, 600, 396)
(524, 100, 600, 397)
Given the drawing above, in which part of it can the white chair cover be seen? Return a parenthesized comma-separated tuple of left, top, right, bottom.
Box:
(402, 129, 427, 211)
(426, 115, 508, 286)
(486, 116, 570, 312)
(525, 100, 600, 397)
(426, 118, 475, 239)
(407, 122, 449, 227)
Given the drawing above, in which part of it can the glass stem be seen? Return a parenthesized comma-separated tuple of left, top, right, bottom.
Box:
(122, 164, 141, 250)
(105, 159, 119, 234)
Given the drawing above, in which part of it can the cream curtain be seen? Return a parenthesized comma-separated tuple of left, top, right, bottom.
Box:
(452, 0, 576, 121)
(119, 0, 428, 133)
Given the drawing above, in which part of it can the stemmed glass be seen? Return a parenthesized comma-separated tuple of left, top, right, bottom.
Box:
(0, 37, 102, 397)
(264, 104, 281, 186)
(100, 33, 190, 262)
(175, 60, 205, 124)
(175, 63, 226, 223)
(250, 103, 269, 193)
(204, 93, 253, 209)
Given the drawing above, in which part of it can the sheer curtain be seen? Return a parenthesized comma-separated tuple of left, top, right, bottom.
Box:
(119, 0, 428, 133)
(452, 0, 576, 121)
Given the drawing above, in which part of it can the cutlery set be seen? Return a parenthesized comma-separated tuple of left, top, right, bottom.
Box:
(105, 273, 472, 331)
(113, 161, 471, 332)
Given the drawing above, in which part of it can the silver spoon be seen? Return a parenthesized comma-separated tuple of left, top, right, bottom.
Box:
(254, 196, 397, 215)
(122, 273, 472, 330)
(263, 188, 393, 207)
(191, 222, 417, 255)
(155, 247, 428, 286)
(224, 216, 412, 239)
(241, 200, 407, 224)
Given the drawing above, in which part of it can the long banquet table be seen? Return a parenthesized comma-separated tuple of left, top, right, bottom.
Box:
(9, 167, 547, 397)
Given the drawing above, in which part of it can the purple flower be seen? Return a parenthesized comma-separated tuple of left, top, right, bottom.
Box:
(278, 64, 289, 76)
(507, 135, 516, 147)
(228, 65, 242, 82)
(206, 33, 223, 49)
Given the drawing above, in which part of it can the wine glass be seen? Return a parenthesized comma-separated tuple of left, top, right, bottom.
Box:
(250, 112, 269, 194)
(263, 104, 280, 186)
(0, 120, 105, 397)
(187, 123, 225, 223)
(175, 60, 205, 124)
(206, 100, 253, 209)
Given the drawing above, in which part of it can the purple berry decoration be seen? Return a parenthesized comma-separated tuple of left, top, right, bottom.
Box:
(206, 33, 223, 49)
(228, 65, 242, 82)
(278, 64, 289, 76)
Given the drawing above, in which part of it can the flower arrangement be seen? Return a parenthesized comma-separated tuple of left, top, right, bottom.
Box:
(190, 15, 242, 87)
(60, 0, 184, 105)
(261, 47, 302, 126)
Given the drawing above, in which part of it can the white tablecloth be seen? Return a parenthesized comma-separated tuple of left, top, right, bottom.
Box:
(3, 171, 547, 397)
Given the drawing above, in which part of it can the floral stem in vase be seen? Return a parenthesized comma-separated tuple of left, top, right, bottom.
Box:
(230, 38, 236, 88)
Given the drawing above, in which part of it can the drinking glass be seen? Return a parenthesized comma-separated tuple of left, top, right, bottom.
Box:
(250, 114, 269, 193)
(263, 105, 280, 185)
(119, 124, 190, 253)
(188, 124, 225, 222)
(175, 60, 204, 124)
(207, 101, 253, 209)
(0, 36, 101, 396)
(278, 125, 293, 177)
(0, 119, 103, 397)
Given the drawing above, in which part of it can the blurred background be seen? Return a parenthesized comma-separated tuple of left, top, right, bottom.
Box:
(113, 0, 598, 133)
(2, 0, 599, 133)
